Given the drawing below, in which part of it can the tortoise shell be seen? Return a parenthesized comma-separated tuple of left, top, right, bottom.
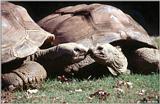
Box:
(38, 3, 156, 49)
(2, 2, 55, 63)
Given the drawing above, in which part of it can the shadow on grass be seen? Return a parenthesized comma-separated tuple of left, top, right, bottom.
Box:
(47, 61, 159, 81)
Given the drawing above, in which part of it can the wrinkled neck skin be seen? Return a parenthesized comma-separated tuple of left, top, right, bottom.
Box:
(26, 46, 77, 76)
(26, 45, 75, 71)
(26, 46, 60, 62)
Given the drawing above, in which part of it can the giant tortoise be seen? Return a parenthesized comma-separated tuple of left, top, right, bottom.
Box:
(38, 3, 160, 76)
(2, 2, 88, 91)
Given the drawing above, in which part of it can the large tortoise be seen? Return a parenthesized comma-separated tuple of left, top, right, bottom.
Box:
(38, 3, 160, 76)
(2, 2, 88, 91)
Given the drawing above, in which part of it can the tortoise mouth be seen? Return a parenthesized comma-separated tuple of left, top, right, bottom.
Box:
(92, 53, 105, 59)
(72, 53, 86, 63)
(90, 51, 107, 63)
(95, 52, 105, 57)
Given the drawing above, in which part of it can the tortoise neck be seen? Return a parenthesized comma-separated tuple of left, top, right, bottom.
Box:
(26, 46, 59, 62)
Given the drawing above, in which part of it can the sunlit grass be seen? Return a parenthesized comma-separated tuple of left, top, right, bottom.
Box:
(13, 73, 159, 104)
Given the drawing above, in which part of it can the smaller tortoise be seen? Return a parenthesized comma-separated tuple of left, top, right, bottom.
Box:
(38, 3, 160, 76)
(2, 2, 88, 91)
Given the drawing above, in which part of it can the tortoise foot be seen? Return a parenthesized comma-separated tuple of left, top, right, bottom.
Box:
(2, 61, 47, 91)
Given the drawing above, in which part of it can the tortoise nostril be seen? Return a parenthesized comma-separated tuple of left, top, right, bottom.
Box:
(99, 52, 104, 55)
(97, 46, 103, 51)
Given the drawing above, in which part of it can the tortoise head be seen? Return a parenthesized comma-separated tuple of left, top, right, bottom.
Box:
(57, 43, 89, 63)
(89, 43, 118, 64)
(89, 43, 129, 76)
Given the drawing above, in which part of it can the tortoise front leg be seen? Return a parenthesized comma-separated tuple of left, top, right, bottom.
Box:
(129, 47, 160, 74)
(2, 61, 47, 91)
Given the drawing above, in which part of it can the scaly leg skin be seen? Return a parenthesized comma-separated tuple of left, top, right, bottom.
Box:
(2, 61, 47, 91)
(90, 43, 130, 76)
(130, 47, 160, 74)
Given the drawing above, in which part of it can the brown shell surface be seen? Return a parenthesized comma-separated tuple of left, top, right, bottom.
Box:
(38, 3, 156, 48)
(2, 2, 55, 63)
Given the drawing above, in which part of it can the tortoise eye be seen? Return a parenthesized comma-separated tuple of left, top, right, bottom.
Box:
(97, 46, 103, 51)
(74, 48, 81, 52)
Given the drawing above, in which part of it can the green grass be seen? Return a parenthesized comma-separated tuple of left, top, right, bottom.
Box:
(11, 74, 159, 104)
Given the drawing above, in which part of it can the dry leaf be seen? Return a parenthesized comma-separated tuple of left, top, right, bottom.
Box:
(114, 80, 133, 89)
(136, 90, 159, 103)
(126, 81, 133, 89)
(75, 89, 83, 92)
(137, 89, 146, 96)
(87, 96, 93, 100)
(27, 89, 38, 94)
(89, 89, 110, 101)
(57, 75, 70, 82)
